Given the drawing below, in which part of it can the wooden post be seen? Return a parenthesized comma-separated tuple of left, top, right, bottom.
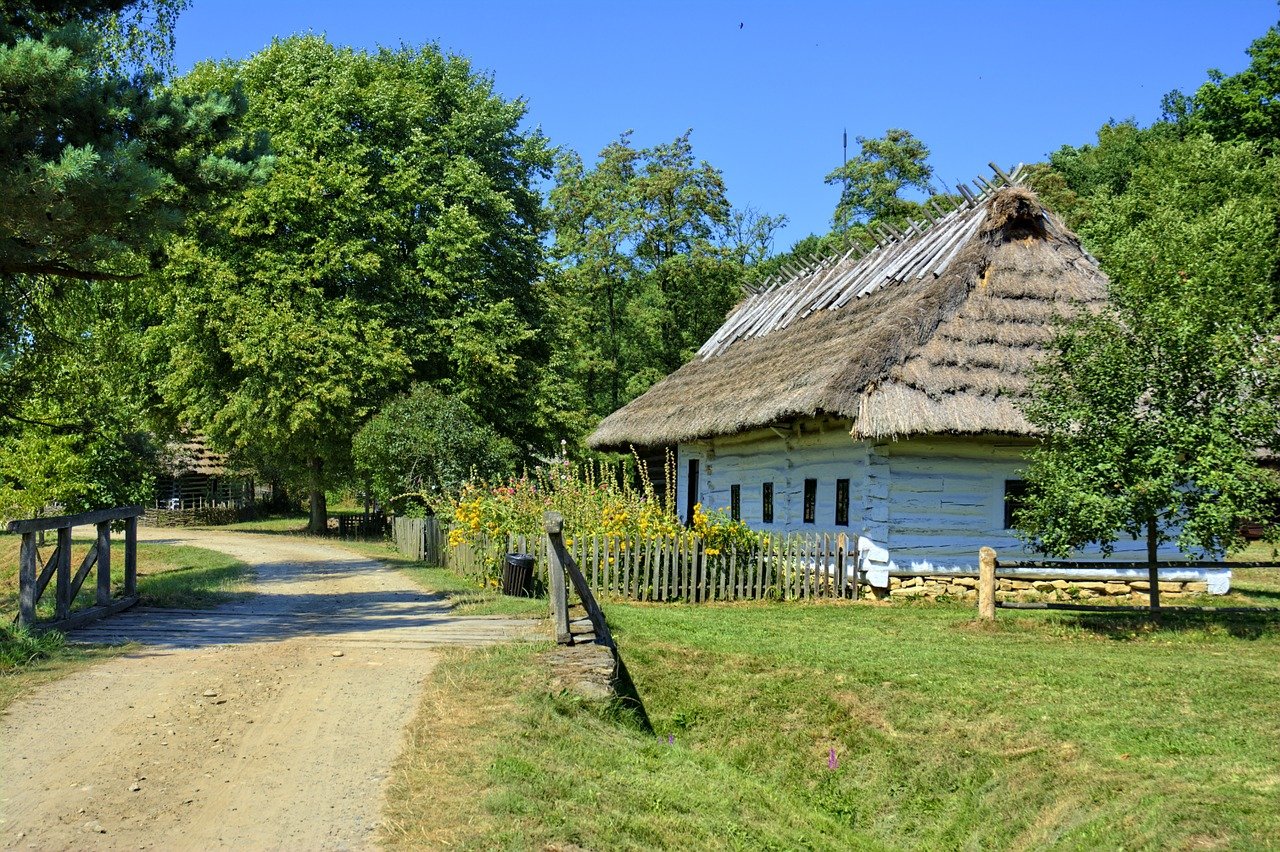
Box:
(124, 515, 138, 597)
(978, 546, 997, 621)
(55, 525, 73, 620)
(544, 512, 572, 644)
(96, 521, 112, 605)
(19, 532, 37, 627)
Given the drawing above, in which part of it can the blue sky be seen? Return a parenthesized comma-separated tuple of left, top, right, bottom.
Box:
(174, 0, 1277, 252)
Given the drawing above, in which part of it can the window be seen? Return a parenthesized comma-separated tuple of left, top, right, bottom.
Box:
(1004, 480, 1028, 529)
(730, 484, 741, 521)
(762, 482, 773, 523)
(803, 478, 817, 524)
(835, 478, 850, 526)
(685, 459, 700, 526)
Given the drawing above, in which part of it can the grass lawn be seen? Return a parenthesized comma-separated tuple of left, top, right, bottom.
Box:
(384, 599, 1280, 850)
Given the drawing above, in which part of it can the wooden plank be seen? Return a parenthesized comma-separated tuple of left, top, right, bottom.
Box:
(728, 547, 736, 601)
(7, 505, 144, 534)
(701, 543, 710, 603)
(625, 534, 635, 599)
(67, 543, 99, 607)
(40, 594, 140, 633)
(34, 542, 60, 603)
(756, 537, 765, 600)
(792, 535, 802, 600)
(124, 516, 138, 597)
(661, 536, 671, 601)
(19, 532, 37, 627)
(55, 526, 73, 620)
(591, 534, 600, 596)
(545, 516, 572, 643)
(96, 521, 112, 606)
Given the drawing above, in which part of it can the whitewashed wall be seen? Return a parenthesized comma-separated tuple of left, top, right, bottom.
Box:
(676, 430, 1189, 570)
(678, 423, 868, 533)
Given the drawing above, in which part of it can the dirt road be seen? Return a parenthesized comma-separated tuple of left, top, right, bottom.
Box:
(0, 529, 540, 851)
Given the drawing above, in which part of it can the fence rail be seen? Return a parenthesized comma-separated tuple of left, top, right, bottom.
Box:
(7, 505, 142, 630)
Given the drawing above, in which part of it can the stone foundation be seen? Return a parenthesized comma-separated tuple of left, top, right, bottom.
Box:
(882, 574, 1211, 602)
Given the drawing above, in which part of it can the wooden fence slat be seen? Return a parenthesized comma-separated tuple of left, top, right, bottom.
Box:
(625, 534, 634, 599)
(96, 522, 112, 605)
(590, 534, 599, 596)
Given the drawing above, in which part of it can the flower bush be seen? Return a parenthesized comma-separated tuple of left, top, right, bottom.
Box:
(444, 454, 763, 585)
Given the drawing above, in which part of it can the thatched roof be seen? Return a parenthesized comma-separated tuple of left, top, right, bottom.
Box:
(162, 433, 230, 476)
(588, 181, 1107, 450)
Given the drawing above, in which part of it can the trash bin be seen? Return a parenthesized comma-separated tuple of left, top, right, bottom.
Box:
(501, 553, 536, 596)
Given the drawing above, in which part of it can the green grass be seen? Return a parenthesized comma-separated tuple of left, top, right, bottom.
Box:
(385, 599, 1280, 850)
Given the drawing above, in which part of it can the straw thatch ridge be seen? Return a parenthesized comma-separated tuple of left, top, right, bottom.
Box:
(587, 186, 1106, 450)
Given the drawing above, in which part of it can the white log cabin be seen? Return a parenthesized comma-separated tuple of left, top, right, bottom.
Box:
(589, 177, 1228, 593)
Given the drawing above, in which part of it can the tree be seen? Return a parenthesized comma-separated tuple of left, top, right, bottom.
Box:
(823, 129, 936, 232)
(1168, 23, 1280, 150)
(154, 36, 553, 532)
(0, 0, 251, 517)
(1016, 136, 1280, 608)
(549, 131, 755, 417)
(352, 384, 517, 512)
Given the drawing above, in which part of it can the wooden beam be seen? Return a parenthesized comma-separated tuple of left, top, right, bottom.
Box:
(19, 533, 37, 627)
(96, 521, 112, 605)
(989, 161, 1015, 186)
(39, 594, 140, 633)
(66, 544, 99, 609)
(34, 542, 60, 603)
(544, 513, 572, 643)
(55, 526, 72, 621)
(124, 516, 138, 597)
(7, 505, 144, 534)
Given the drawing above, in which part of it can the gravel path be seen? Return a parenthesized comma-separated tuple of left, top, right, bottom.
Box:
(0, 528, 540, 851)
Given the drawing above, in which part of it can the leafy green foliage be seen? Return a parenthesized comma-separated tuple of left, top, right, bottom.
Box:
(0, 0, 251, 518)
(1018, 136, 1280, 559)
(0, 623, 66, 673)
(824, 128, 935, 231)
(152, 36, 554, 530)
(352, 384, 517, 512)
(548, 131, 761, 417)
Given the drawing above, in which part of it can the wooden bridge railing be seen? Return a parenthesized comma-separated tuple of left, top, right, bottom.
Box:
(544, 511, 613, 647)
(7, 505, 143, 630)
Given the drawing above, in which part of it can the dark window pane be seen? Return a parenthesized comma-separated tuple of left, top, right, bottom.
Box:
(730, 484, 741, 521)
(803, 478, 817, 524)
(762, 482, 773, 523)
(1004, 480, 1028, 529)
(835, 478, 850, 526)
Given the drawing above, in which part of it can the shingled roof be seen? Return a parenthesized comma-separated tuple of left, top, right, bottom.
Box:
(588, 170, 1107, 451)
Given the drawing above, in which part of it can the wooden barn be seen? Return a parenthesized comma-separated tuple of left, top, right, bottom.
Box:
(588, 173, 1220, 589)
(151, 434, 254, 521)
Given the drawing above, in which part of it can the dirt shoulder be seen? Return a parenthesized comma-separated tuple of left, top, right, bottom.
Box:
(0, 529, 539, 851)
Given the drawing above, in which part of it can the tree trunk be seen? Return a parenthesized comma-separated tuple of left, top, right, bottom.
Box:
(1146, 516, 1160, 612)
(307, 457, 328, 536)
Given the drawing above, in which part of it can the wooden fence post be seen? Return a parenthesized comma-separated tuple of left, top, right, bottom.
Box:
(55, 525, 72, 620)
(978, 546, 997, 621)
(18, 532, 37, 627)
(95, 521, 112, 605)
(124, 515, 138, 597)
(544, 512, 572, 644)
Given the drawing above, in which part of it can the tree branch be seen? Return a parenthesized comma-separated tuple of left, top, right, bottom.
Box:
(0, 261, 142, 282)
